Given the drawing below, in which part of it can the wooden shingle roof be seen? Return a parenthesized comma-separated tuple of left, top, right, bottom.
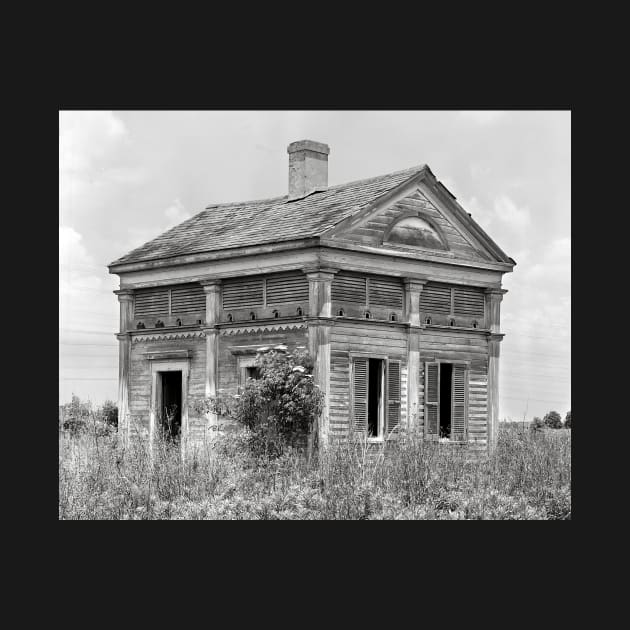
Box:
(109, 165, 428, 266)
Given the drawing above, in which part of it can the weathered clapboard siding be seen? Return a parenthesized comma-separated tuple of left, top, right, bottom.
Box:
(329, 323, 408, 436)
(128, 337, 206, 439)
(217, 328, 309, 393)
(342, 190, 489, 262)
(418, 329, 489, 445)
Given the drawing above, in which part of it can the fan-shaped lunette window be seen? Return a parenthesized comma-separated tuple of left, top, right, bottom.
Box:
(386, 216, 446, 250)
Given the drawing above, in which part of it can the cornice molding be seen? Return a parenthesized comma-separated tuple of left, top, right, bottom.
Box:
(219, 322, 307, 336)
(132, 330, 206, 343)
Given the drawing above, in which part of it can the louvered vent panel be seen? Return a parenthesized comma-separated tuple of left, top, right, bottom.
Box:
(171, 283, 206, 314)
(352, 358, 368, 433)
(420, 283, 452, 314)
(222, 277, 264, 309)
(452, 364, 467, 440)
(134, 288, 169, 318)
(368, 276, 404, 309)
(266, 273, 309, 305)
(386, 361, 401, 433)
(453, 286, 485, 317)
(332, 273, 367, 304)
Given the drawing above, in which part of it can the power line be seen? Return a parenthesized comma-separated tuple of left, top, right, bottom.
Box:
(60, 328, 116, 336)
(501, 394, 570, 405)
(60, 377, 117, 381)
(60, 342, 118, 347)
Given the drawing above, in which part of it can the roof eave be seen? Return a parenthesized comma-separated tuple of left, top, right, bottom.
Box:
(108, 237, 322, 275)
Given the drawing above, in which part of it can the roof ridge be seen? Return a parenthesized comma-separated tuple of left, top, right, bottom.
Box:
(326, 163, 427, 190)
(202, 164, 427, 210)
(204, 194, 286, 210)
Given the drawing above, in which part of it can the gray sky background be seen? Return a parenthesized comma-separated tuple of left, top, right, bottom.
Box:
(59, 110, 571, 421)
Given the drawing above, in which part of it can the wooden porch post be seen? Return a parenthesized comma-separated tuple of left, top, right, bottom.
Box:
(305, 267, 337, 448)
(115, 289, 134, 445)
(201, 279, 222, 439)
(485, 288, 508, 453)
(403, 279, 426, 432)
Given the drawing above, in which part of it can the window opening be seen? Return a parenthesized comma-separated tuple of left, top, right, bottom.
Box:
(246, 366, 261, 381)
(367, 358, 384, 437)
(439, 363, 453, 438)
(159, 371, 182, 442)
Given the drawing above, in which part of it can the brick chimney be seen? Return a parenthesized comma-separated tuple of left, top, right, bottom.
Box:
(287, 140, 330, 200)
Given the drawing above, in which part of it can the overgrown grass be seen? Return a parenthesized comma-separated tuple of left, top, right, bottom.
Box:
(58, 421, 571, 520)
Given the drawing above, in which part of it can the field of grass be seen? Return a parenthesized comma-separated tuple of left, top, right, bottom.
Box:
(58, 422, 571, 520)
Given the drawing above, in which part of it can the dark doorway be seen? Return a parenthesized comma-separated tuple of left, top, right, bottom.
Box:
(439, 363, 452, 438)
(160, 371, 182, 441)
(367, 358, 383, 437)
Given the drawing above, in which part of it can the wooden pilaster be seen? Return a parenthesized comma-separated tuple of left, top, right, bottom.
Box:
(201, 279, 222, 433)
(403, 279, 427, 431)
(305, 267, 337, 446)
(485, 288, 507, 453)
(114, 289, 134, 444)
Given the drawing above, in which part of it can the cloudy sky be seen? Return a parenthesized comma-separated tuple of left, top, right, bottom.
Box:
(59, 110, 571, 421)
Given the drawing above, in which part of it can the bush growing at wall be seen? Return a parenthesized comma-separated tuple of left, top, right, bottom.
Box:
(194, 347, 324, 459)
(543, 411, 563, 429)
(99, 400, 118, 427)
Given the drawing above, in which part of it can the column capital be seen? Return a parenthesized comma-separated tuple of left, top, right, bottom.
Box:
(485, 287, 508, 297)
(200, 278, 222, 292)
(303, 266, 339, 280)
(114, 289, 134, 302)
(488, 333, 505, 343)
(403, 278, 428, 291)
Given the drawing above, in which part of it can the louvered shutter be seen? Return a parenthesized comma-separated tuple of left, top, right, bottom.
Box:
(332, 273, 367, 304)
(453, 286, 485, 318)
(425, 362, 440, 440)
(451, 364, 468, 441)
(386, 360, 401, 436)
(368, 276, 404, 309)
(352, 358, 368, 434)
(222, 277, 264, 309)
(134, 288, 169, 318)
(171, 283, 206, 314)
(266, 272, 309, 305)
(420, 283, 452, 314)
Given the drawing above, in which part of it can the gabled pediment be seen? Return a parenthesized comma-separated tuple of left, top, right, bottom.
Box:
(323, 174, 511, 265)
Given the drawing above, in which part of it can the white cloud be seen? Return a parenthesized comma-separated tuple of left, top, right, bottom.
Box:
(59, 226, 117, 320)
(459, 111, 507, 124)
(59, 111, 126, 174)
(164, 198, 191, 227)
(59, 111, 130, 224)
(462, 195, 495, 230)
(493, 195, 531, 229)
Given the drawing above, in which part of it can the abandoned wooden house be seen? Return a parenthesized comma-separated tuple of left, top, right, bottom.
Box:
(108, 140, 515, 455)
